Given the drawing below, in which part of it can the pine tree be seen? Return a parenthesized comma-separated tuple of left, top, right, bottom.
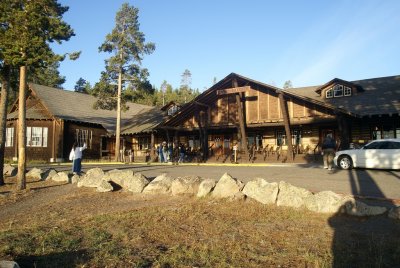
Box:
(98, 3, 155, 161)
(0, 0, 76, 189)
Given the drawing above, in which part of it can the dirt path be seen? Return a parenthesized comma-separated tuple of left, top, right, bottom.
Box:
(0, 177, 188, 229)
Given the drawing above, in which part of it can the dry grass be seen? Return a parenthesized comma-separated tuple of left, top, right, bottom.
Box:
(0, 177, 399, 267)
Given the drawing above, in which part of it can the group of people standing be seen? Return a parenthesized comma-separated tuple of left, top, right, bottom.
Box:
(157, 142, 186, 163)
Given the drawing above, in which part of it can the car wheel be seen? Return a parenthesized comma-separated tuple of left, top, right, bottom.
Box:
(338, 155, 353, 170)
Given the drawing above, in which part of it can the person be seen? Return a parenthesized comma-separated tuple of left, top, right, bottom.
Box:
(178, 143, 185, 163)
(232, 142, 238, 163)
(69, 142, 87, 175)
(162, 141, 168, 163)
(321, 134, 336, 170)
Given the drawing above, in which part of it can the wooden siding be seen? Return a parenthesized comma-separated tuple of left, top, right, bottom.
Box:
(63, 121, 107, 160)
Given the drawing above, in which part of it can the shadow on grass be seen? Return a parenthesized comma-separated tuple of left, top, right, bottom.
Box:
(328, 201, 400, 267)
(15, 249, 90, 268)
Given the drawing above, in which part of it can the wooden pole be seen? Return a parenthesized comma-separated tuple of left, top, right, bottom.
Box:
(17, 65, 27, 190)
(150, 131, 155, 157)
(233, 79, 248, 155)
(278, 91, 294, 161)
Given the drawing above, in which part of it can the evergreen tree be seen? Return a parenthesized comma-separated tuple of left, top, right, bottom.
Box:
(30, 61, 66, 88)
(74, 77, 91, 93)
(98, 2, 155, 161)
(283, 80, 293, 89)
(0, 0, 76, 189)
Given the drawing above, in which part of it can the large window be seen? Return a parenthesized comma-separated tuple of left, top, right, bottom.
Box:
(372, 125, 398, 140)
(76, 129, 92, 149)
(137, 136, 151, 150)
(334, 85, 343, 97)
(6, 127, 14, 147)
(27, 127, 48, 147)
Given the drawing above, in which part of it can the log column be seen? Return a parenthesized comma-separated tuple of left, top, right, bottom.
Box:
(278, 91, 294, 161)
(233, 79, 248, 155)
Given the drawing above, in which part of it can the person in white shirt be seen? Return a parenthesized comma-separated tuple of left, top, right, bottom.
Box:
(69, 142, 87, 175)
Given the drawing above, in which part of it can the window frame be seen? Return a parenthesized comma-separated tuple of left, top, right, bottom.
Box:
(333, 85, 343, 97)
(5, 127, 14, 147)
(27, 127, 48, 147)
(344, 86, 352, 96)
(75, 129, 92, 149)
(325, 87, 334, 98)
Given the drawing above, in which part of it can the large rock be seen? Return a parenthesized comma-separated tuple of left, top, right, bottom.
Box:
(276, 181, 313, 208)
(388, 206, 400, 220)
(344, 197, 387, 216)
(125, 173, 149, 193)
(197, 178, 216, 197)
(26, 168, 43, 180)
(0, 260, 20, 268)
(103, 169, 134, 187)
(41, 169, 57, 181)
(142, 173, 173, 195)
(71, 174, 82, 184)
(242, 178, 279, 205)
(77, 168, 105, 188)
(51, 172, 69, 183)
(171, 176, 202, 196)
(212, 173, 244, 199)
(3, 164, 17, 177)
(96, 180, 113, 192)
(305, 191, 346, 213)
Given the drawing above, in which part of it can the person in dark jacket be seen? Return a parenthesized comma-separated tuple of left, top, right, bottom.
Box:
(321, 134, 336, 170)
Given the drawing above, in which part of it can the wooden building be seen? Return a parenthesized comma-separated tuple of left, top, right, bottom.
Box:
(3, 74, 399, 163)
(160, 73, 400, 161)
(4, 84, 163, 162)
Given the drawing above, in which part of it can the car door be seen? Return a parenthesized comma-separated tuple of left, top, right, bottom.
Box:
(361, 141, 381, 168)
(387, 141, 400, 169)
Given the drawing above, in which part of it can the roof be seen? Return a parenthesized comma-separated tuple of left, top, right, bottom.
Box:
(283, 75, 400, 117)
(8, 83, 164, 134)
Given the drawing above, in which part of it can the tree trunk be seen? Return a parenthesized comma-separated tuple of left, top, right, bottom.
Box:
(17, 65, 27, 190)
(0, 65, 10, 186)
(114, 69, 122, 162)
(278, 92, 294, 161)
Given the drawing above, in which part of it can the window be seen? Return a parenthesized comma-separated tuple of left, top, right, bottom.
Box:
(5, 127, 14, 147)
(344, 86, 352, 96)
(27, 127, 48, 147)
(326, 88, 333, 98)
(276, 130, 302, 146)
(334, 85, 343, 97)
(138, 136, 151, 150)
(76, 129, 92, 149)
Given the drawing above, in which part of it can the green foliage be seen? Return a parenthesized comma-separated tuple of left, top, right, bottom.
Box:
(74, 77, 91, 93)
(283, 80, 293, 89)
(29, 61, 66, 88)
(0, 0, 75, 67)
(95, 3, 155, 109)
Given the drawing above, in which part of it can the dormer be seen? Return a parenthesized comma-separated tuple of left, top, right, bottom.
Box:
(315, 78, 362, 99)
(161, 101, 181, 116)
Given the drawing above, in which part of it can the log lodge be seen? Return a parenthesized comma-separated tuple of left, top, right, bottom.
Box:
(3, 73, 400, 163)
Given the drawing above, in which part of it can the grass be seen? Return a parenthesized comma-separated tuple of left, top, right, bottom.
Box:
(1, 197, 399, 268)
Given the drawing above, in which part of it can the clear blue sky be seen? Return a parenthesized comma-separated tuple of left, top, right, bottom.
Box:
(53, 0, 400, 91)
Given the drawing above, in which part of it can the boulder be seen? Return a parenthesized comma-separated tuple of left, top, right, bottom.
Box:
(197, 178, 216, 197)
(171, 176, 202, 196)
(242, 178, 279, 205)
(305, 191, 346, 213)
(388, 206, 400, 220)
(212, 173, 244, 199)
(42, 169, 57, 181)
(77, 168, 105, 188)
(276, 181, 313, 208)
(229, 191, 246, 202)
(96, 180, 113, 192)
(142, 173, 173, 195)
(103, 169, 134, 187)
(51, 172, 69, 183)
(344, 197, 387, 216)
(26, 168, 43, 180)
(3, 164, 17, 176)
(71, 174, 82, 184)
(125, 173, 149, 193)
(0, 260, 20, 268)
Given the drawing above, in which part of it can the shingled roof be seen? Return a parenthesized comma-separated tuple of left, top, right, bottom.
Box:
(8, 83, 164, 134)
(283, 75, 400, 117)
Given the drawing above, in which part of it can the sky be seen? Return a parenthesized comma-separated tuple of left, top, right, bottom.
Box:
(53, 0, 400, 91)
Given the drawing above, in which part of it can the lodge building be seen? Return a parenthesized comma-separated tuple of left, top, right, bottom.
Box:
(3, 73, 400, 163)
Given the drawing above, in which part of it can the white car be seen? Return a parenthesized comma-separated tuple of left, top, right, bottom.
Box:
(334, 139, 400, 170)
